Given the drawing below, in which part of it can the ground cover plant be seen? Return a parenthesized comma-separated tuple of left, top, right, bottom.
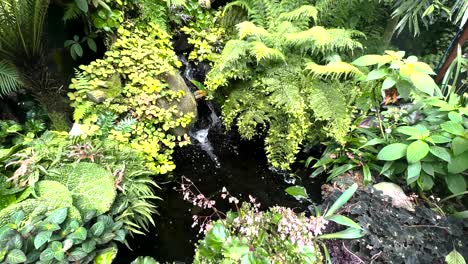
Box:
(0, 0, 467, 263)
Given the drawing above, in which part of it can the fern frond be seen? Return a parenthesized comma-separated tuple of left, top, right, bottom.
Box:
(223, 0, 253, 16)
(305, 61, 363, 79)
(279, 5, 318, 24)
(217, 40, 251, 69)
(63, 2, 81, 23)
(116, 117, 137, 133)
(0, 60, 24, 97)
(236, 21, 272, 40)
(73, 101, 93, 122)
(249, 41, 285, 63)
(285, 27, 363, 54)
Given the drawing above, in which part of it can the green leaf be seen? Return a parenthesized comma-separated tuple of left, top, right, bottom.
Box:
(410, 72, 435, 95)
(327, 215, 362, 230)
(445, 249, 466, 264)
(87, 38, 97, 52)
(71, 44, 83, 57)
(360, 138, 385, 149)
(45, 163, 116, 215)
(68, 249, 87, 261)
(422, 163, 434, 176)
(46, 208, 68, 224)
(445, 174, 466, 194)
(50, 241, 64, 261)
(448, 112, 462, 123)
(407, 140, 429, 163)
(285, 186, 309, 200)
(452, 211, 468, 219)
(318, 227, 364, 239)
(377, 143, 408, 161)
(326, 164, 355, 181)
(366, 69, 387, 81)
(75, 0, 88, 12)
(324, 183, 358, 217)
(225, 246, 250, 260)
(10, 211, 24, 226)
(6, 249, 27, 264)
(382, 76, 396, 90)
(432, 135, 452, 143)
(210, 223, 228, 242)
(417, 173, 434, 191)
(396, 126, 420, 137)
(407, 161, 421, 184)
(68, 227, 87, 241)
(90, 222, 105, 236)
(441, 121, 464, 136)
(352, 55, 382, 66)
(429, 146, 451, 162)
(452, 137, 468, 156)
(34, 231, 52, 249)
(362, 164, 372, 184)
(40, 248, 54, 261)
(448, 152, 468, 174)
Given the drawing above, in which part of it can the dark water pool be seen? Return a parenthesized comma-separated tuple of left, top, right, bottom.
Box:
(116, 127, 322, 263)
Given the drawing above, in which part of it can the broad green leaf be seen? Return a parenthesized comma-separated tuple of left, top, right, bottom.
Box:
(382, 76, 396, 90)
(285, 186, 309, 200)
(87, 38, 97, 52)
(210, 223, 228, 242)
(366, 69, 387, 81)
(90, 222, 105, 236)
(94, 246, 118, 264)
(327, 215, 362, 229)
(410, 72, 435, 95)
(448, 112, 462, 123)
(429, 146, 451, 162)
(71, 43, 83, 57)
(68, 227, 87, 241)
(414, 62, 435, 75)
(377, 143, 408, 161)
(46, 208, 68, 224)
(324, 183, 358, 217)
(45, 163, 116, 215)
(432, 135, 452, 143)
(225, 246, 250, 260)
(422, 163, 434, 176)
(445, 174, 466, 194)
(318, 227, 364, 239)
(6, 249, 26, 264)
(68, 249, 87, 261)
(40, 248, 54, 261)
(10, 211, 24, 226)
(34, 231, 52, 249)
(441, 121, 464, 136)
(75, 0, 88, 12)
(445, 249, 466, 264)
(362, 164, 371, 184)
(50, 241, 64, 261)
(448, 152, 468, 174)
(407, 140, 429, 163)
(396, 126, 420, 137)
(452, 137, 468, 156)
(417, 173, 434, 191)
(407, 161, 421, 184)
(352, 55, 382, 66)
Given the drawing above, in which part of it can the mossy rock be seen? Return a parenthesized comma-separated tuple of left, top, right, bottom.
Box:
(160, 72, 198, 136)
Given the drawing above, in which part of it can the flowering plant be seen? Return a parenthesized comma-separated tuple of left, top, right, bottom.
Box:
(180, 178, 364, 263)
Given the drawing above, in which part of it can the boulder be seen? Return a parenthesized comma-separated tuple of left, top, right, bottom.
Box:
(160, 72, 198, 136)
(86, 90, 106, 103)
(373, 182, 415, 211)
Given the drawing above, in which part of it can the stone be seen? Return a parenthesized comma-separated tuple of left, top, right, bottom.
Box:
(86, 90, 106, 103)
(373, 182, 415, 211)
(160, 72, 198, 136)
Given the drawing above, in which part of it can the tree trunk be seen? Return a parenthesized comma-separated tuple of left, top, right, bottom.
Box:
(382, 17, 399, 49)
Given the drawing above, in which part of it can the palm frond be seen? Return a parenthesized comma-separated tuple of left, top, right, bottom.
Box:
(0, 60, 24, 97)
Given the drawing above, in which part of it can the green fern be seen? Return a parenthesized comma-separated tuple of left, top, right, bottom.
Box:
(0, 60, 23, 97)
(206, 1, 364, 169)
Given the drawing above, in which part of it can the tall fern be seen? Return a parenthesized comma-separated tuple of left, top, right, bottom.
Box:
(0, 60, 23, 97)
(0, 0, 50, 62)
(207, 1, 364, 169)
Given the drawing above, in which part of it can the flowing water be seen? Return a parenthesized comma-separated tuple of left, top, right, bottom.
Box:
(116, 58, 322, 263)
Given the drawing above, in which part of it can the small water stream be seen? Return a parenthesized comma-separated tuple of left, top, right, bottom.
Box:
(116, 57, 322, 263)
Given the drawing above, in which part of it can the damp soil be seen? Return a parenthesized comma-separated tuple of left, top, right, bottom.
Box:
(115, 125, 322, 263)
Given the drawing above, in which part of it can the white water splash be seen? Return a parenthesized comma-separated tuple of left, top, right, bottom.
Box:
(190, 128, 221, 168)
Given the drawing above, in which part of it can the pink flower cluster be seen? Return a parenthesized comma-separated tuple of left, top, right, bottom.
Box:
(272, 207, 328, 248)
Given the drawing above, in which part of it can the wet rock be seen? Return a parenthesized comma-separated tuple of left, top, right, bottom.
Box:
(86, 90, 106, 103)
(161, 72, 198, 136)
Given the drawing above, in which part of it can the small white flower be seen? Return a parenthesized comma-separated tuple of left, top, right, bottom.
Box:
(69, 123, 83, 137)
